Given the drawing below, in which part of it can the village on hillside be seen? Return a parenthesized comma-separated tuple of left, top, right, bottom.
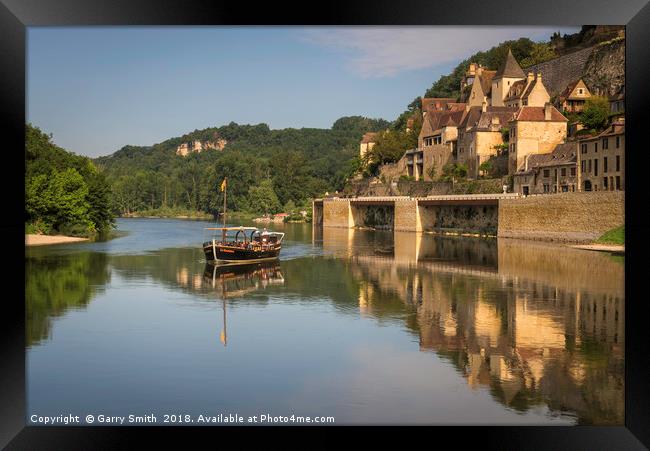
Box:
(354, 27, 625, 197)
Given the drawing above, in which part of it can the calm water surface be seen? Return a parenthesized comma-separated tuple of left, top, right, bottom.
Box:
(26, 218, 624, 425)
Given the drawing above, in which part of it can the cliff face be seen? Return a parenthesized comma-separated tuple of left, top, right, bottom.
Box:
(582, 38, 625, 97)
(526, 38, 625, 99)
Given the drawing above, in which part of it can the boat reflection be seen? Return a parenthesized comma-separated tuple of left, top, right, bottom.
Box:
(203, 261, 285, 347)
(203, 261, 285, 298)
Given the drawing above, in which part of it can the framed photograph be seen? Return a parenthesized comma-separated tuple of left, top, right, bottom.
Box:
(4, 0, 650, 448)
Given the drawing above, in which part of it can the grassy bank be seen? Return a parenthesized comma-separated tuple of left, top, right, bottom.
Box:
(594, 226, 624, 245)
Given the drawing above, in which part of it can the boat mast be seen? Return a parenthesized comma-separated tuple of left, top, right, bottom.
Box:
(222, 177, 227, 242)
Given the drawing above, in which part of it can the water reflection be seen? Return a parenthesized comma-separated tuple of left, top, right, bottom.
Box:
(26, 220, 624, 424)
(25, 252, 110, 347)
(321, 227, 624, 424)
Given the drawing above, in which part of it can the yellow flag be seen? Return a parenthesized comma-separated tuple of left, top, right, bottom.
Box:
(220, 178, 227, 192)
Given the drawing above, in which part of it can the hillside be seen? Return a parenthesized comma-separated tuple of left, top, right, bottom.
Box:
(94, 117, 389, 216)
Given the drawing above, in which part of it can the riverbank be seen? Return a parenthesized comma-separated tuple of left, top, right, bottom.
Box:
(25, 234, 89, 246)
(569, 243, 625, 254)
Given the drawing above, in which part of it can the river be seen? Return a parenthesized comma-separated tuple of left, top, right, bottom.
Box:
(25, 218, 624, 425)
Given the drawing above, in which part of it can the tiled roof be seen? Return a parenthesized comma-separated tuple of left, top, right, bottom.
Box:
(476, 109, 518, 130)
(426, 109, 467, 132)
(479, 70, 496, 96)
(516, 142, 576, 173)
(421, 97, 457, 112)
(514, 106, 567, 122)
(494, 49, 525, 80)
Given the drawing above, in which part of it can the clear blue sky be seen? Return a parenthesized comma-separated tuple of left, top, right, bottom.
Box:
(27, 26, 580, 158)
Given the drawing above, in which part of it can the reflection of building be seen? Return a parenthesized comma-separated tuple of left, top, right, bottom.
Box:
(334, 231, 625, 424)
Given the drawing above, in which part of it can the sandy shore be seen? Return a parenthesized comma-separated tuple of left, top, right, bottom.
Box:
(569, 244, 625, 254)
(25, 234, 89, 246)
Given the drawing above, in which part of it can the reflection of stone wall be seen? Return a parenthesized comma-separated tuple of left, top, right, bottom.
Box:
(498, 192, 624, 242)
(497, 238, 624, 298)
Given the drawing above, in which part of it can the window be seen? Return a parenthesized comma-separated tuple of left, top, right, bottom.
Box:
(581, 143, 587, 154)
(543, 169, 550, 178)
(616, 136, 620, 148)
(561, 168, 566, 177)
(424, 137, 433, 146)
(581, 160, 586, 173)
(511, 128, 516, 139)
(562, 185, 569, 192)
(594, 159, 598, 176)
(616, 176, 621, 190)
(433, 136, 442, 145)
(604, 157, 608, 173)
(543, 184, 550, 193)
(579, 88, 583, 94)
(616, 155, 620, 172)
(603, 177, 608, 189)
(594, 142, 598, 152)
(571, 167, 576, 176)
(602, 138, 608, 150)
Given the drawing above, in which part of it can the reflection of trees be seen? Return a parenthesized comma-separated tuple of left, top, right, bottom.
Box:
(26, 252, 110, 347)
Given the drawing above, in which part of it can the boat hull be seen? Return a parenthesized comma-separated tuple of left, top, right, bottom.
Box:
(203, 242, 281, 263)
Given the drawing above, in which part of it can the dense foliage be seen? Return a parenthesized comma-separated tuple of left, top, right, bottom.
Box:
(95, 117, 388, 216)
(579, 96, 610, 131)
(25, 124, 114, 236)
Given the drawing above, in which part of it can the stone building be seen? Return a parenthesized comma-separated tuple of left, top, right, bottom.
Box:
(418, 104, 467, 158)
(457, 104, 517, 178)
(577, 118, 625, 192)
(378, 145, 453, 182)
(507, 103, 568, 174)
(504, 72, 551, 108)
(491, 49, 527, 107)
(359, 132, 379, 159)
(461, 66, 497, 108)
(558, 78, 592, 113)
(513, 142, 578, 195)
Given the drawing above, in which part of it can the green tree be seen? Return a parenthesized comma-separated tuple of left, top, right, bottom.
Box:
(248, 179, 281, 215)
(26, 168, 93, 233)
(520, 42, 557, 67)
(580, 96, 610, 131)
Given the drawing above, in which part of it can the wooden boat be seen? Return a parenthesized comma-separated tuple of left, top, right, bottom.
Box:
(202, 226, 285, 264)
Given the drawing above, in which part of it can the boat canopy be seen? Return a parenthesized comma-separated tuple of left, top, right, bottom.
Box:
(204, 226, 259, 231)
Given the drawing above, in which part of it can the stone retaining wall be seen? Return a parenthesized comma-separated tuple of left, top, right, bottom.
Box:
(497, 191, 624, 243)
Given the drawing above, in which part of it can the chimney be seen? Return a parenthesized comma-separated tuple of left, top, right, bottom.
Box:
(536, 72, 543, 83)
(481, 100, 487, 113)
(544, 102, 552, 120)
(527, 72, 534, 83)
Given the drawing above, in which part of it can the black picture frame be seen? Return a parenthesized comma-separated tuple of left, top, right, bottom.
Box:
(3, 0, 650, 448)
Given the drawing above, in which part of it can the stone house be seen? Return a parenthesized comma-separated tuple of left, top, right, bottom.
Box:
(507, 104, 568, 174)
(513, 143, 578, 195)
(504, 72, 551, 108)
(418, 105, 467, 158)
(461, 66, 497, 108)
(378, 145, 453, 182)
(558, 79, 592, 113)
(360, 132, 379, 159)
(457, 104, 517, 179)
(577, 119, 625, 192)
